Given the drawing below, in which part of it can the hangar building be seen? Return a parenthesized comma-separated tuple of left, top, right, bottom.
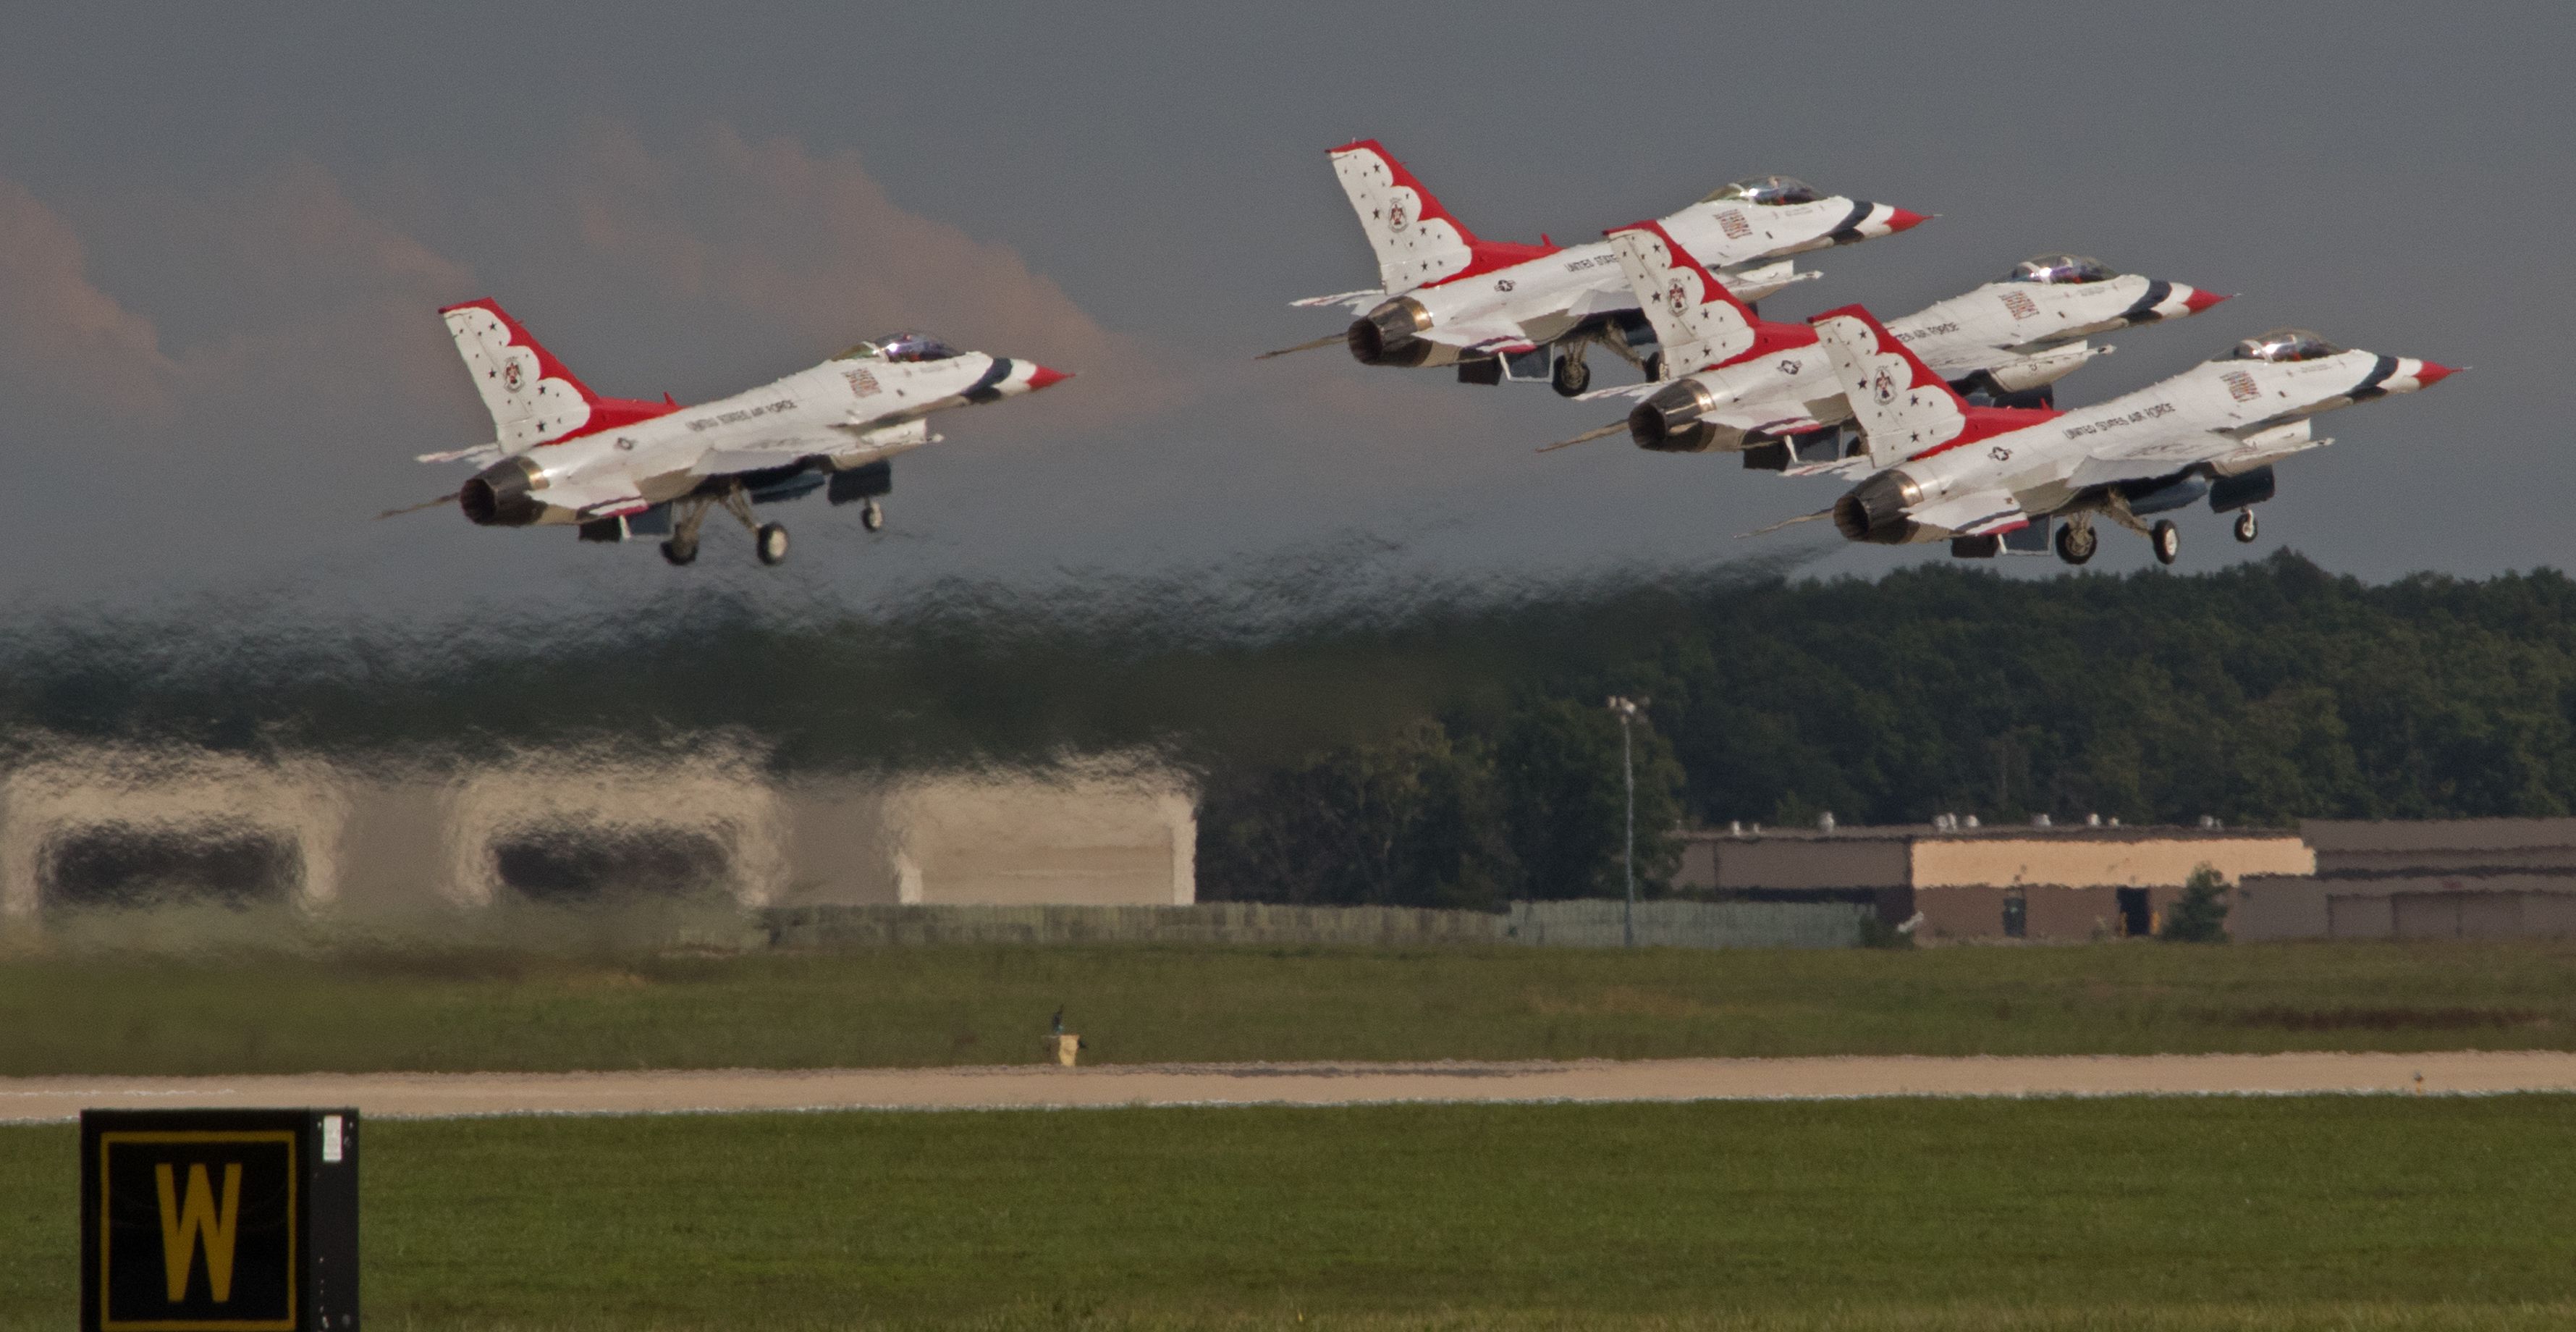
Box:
(0, 743, 1194, 918)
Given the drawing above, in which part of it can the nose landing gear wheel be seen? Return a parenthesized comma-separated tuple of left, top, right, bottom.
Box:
(2150, 520, 2182, 566)
(659, 538, 698, 567)
(2054, 523, 2097, 566)
(755, 523, 790, 566)
(2234, 510, 2259, 544)
(860, 499, 885, 532)
(1551, 354, 1591, 398)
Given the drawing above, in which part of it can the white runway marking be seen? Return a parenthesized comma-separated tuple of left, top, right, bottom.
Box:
(5, 1050, 2574, 1122)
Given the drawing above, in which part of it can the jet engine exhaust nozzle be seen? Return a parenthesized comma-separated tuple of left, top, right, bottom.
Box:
(1833, 471, 1920, 544)
(1629, 380, 1722, 452)
(1348, 298, 1434, 366)
(460, 455, 546, 527)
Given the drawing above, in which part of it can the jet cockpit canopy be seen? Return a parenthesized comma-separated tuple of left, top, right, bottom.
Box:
(2004, 253, 2116, 284)
(835, 332, 963, 363)
(1704, 174, 1823, 206)
(2226, 328, 2341, 363)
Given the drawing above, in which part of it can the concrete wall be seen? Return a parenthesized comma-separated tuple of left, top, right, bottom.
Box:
(0, 745, 1196, 917)
(1910, 832, 2311, 890)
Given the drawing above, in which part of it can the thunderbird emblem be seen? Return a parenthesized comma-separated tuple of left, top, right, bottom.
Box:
(502, 361, 524, 393)
(1667, 279, 1690, 315)
(1872, 366, 1898, 403)
(1388, 201, 1409, 232)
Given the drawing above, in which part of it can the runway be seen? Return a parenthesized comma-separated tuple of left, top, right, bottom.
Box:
(6, 1049, 2574, 1121)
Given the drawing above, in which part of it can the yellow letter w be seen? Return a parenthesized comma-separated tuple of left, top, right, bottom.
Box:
(153, 1163, 243, 1303)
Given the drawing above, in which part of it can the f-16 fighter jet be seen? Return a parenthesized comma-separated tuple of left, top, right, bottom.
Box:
(1261, 140, 1927, 396)
(1786, 307, 2455, 565)
(394, 301, 1069, 566)
(1542, 224, 2226, 466)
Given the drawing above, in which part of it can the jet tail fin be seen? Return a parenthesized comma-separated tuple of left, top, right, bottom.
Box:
(1605, 221, 1779, 376)
(1809, 305, 2052, 468)
(440, 299, 609, 454)
(1327, 140, 1534, 293)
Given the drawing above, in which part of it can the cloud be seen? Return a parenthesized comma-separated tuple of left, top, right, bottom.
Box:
(569, 125, 1181, 431)
(0, 177, 180, 423)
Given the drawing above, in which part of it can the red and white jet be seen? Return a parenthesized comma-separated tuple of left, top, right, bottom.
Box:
(1262, 140, 1927, 396)
(1545, 223, 2226, 468)
(396, 302, 1069, 566)
(1789, 307, 2457, 565)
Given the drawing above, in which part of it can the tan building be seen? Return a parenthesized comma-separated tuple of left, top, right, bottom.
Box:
(0, 743, 1195, 918)
(1675, 822, 2314, 941)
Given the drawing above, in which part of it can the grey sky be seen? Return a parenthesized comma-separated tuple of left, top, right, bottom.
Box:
(0, 4, 2564, 628)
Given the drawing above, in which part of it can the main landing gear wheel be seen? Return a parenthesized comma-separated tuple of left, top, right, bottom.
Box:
(659, 538, 698, 567)
(860, 499, 885, 533)
(755, 523, 790, 566)
(1551, 354, 1591, 398)
(2234, 510, 2259, 544)
(2151, 520, 2182, 566)
(2055, 523, 2097, 566)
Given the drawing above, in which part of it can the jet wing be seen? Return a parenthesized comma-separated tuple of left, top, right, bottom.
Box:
(542, 470, 652, 519)
(1909, 489, 2029, 537)
(1414, 313, 1541, 354)
(2065, 421, 2331, 492)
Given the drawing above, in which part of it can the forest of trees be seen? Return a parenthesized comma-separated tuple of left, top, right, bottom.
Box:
(8, 552, 2576, 907)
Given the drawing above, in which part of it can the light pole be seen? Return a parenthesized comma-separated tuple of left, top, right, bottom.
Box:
(1608, 696, 1647, 948)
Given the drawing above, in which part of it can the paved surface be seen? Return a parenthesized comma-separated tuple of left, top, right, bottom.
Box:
(6, 1050, 2573, 1121)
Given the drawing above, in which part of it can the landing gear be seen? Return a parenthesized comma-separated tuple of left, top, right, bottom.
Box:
(2234, 510, 2259, 544)
(660, 495, 714, 568)
(661, 482, 793, 567)
(2055, 520, 2098, 566)
(2150, 520, 2182, 566)
(1551, 351, 1592, 398)
(860, 498, 885, 533)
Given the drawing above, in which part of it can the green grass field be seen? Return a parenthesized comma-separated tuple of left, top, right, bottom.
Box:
(4, 1096, 2572, 1331)
(4, 939, 2574, 1076)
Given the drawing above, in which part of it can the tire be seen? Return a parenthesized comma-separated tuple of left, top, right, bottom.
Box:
(2234, 510, 2259, 544)
(861, 499, 885, 533)
(1551, 355, 1591, 398)
(755, 523, 790, 566)
(2151, 520, 2181, 566)
(659, 539, 697, 567)
(2054, 523, 2096, 566)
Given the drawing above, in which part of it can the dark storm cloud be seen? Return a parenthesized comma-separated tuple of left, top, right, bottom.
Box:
(0, 3, 2563, 625)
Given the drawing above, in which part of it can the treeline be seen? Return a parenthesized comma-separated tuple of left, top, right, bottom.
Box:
(7, 552, 2576, 906)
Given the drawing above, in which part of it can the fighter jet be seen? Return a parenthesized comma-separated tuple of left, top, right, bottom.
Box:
(394, 300, 1069, 566)
(1542, 223, 2226, 468)
(1785, 305, 2456, 565)
(1261, 140, 1927, 396)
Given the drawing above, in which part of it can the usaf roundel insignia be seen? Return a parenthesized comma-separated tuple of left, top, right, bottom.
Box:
(1667, 279, 1690, 316)
(502, 361, 525, 393)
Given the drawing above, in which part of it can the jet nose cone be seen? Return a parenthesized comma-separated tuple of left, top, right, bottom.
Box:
(2182, 288, 2232, 314)
(2413, 361, 2462, 388)
(1885, 207, 1932, 233)
(1026, 365, 1072, 391)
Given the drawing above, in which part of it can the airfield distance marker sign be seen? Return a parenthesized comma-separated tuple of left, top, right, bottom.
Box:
(80, 1109, 360, 1332)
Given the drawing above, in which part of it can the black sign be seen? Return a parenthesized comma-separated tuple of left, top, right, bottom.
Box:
(81, 1109, 358, 1332)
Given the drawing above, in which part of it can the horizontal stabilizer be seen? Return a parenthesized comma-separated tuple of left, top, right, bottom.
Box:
(1290, 289, 1386, 311)
(416, 444, 504, 466)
